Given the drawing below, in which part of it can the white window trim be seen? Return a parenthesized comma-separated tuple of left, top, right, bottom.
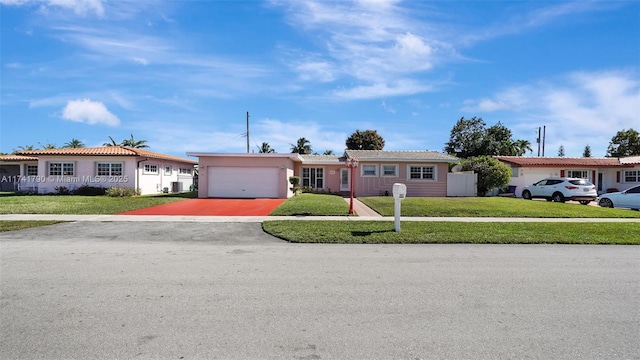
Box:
(301, 167, 325, 189)
(48, 162, 75, 176)
(96, 162, 124, 176)
(407, 164, 437, 181)
(179, 168, 193, 175)
(25, 164, 38, 176)
(361, 164, 378, 177)
(566, 169, 588, 179)
(381, 164, 398, 177)
(164, 166, 172, 175)
(623, 170, 640, 183)
(143, 163, 159, 175)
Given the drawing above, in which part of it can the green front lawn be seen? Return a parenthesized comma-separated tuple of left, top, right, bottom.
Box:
(263, 221, 640, 244)
(0, 191, 196, 214)
(358, 196, 640, 218)
(270, 193, 350, 216)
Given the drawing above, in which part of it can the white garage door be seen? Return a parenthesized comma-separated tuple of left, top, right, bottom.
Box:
(208, 167, 280, 198)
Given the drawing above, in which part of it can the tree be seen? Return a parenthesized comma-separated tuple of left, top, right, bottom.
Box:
(257, 142, 275, 153)
(323, 150, 334, 155)
(482, 122, 515, 156)
(63, 138, 85, 148)
(38, 142, 57, 150)
(290, 137, 312, 154)
(345, 129, 385, 150)
(582, 145, 592, 158)
(558, 145, 565, 157)
(606, 128, 640, 157)
(513, 139, 533, 156)
(460, 156, 512, 196)
(444, 117, 486, 158)
(12, 145, 35, 153)
(121, 134, 149, 148)
(103, 136, 119, 147)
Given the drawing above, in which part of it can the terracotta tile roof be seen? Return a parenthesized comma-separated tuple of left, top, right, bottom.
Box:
(0, 155, 38, 161)
(16, 146, 196, 164)
(495, 156, 622, 167)
(345, 150, 458, 162)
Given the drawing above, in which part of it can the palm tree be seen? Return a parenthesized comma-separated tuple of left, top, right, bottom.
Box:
(290, 137, 312, 154)
(513, 139, 533, 156)
(323, 150, 334, 155)
(38, 142, 57, 150)
(12, 145, 35, 153)
(121, 134, 149, 148)
(63, 138, 85, 148)
(258, 142, 276, 153)
(103, 136, 119, 147)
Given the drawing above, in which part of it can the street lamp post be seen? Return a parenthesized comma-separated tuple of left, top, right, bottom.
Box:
(346, 157, 359, 215)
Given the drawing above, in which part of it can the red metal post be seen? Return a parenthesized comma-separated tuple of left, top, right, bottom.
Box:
(349, 165, 355, 215)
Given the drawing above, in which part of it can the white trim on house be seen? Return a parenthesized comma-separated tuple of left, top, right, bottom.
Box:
(407, 164, 437, 181)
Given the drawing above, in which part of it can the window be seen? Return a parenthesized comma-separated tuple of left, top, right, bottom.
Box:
(624, 170, 639, 183)
(382, 164, 398, 177)
(164, 166, 172, 175)
(409, 165, 435, 180)
(48, 162, 75, 176)
(144, 164, 158, 174)
(567, 170, 588, 179)
(25, 165, 38, 176)
(302, 167, 324, 188)
(361, 164, 378, 177)
(179, 168, 192, 175)
(97, 162, 123, 176)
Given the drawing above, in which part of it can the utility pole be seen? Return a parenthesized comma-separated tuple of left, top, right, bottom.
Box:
(537, 127, 541, 157)
(542, 125, 546, 157)
(246, 111, 250, 154)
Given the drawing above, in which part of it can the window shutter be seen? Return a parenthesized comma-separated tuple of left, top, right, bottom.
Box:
(45, 161, 50, 176)
(592, 171, 596, 182)
(616, 171, 620, 183)
(560, 170, 565, 177)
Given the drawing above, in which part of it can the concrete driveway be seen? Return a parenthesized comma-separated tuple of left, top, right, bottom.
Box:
(1, 222, 639, 359)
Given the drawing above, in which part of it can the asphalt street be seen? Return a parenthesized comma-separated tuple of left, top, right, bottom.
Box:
(1, 222, 639, 359)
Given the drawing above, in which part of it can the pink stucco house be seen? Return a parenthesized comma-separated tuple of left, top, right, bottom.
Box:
(187, 150, 459, 198)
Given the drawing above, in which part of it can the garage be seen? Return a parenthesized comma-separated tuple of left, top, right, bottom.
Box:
(207, 167, 280, 198)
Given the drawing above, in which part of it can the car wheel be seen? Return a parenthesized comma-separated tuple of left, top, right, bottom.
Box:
(522, 190, 532, 200)
(552, 192, 565, 203)
(579, 200, 590, 205)
(598, 198, 614, 208)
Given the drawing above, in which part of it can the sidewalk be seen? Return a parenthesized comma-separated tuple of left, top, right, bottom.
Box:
(1, 214, 639, 223)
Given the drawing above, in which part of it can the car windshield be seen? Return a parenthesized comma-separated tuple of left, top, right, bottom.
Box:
(569, 179, 593, 186)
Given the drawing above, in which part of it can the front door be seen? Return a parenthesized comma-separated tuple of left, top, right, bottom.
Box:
(340, 168, 350, 191)
(597, 172, 603, 193)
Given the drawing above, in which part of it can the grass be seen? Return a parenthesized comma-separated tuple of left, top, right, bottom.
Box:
(358, 196, 640, 218)
(263, 220, 640, 245)
(0, 191, 197, 215)
(270, 193, 350, 216)
(0, 221, 64, 232)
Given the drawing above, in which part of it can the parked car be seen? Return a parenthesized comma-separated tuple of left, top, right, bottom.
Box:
(521, 177, 597, 204)
(597, 185, 640, 210)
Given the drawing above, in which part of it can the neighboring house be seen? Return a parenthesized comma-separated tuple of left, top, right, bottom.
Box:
(495, 156, 640, 196)
(187, 150, 460, 198)
(2, 146, 197, 195)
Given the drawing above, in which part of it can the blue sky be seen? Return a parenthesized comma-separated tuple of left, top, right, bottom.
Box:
(1, 0, 638, 158)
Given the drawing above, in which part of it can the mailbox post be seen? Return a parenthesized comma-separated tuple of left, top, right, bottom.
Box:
(346, 157, 359, 215)
(392, 183, 407, 232)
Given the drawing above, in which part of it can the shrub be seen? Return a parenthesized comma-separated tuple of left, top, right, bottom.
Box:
(74, 185, 106, 196)
(105, 187, 139, 197)
(54, 186, 70, 195)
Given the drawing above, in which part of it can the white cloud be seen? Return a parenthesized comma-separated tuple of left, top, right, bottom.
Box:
(461, 69, 640, 156)
(333, 80, 432, 100)
(295, 61, 335, 82)
(132, 57, 149, 66)
(0, 0, 105, 16)
(61, 98, 120, 126)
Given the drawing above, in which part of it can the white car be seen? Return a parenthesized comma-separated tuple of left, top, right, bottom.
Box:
(521, 177, 598, 205)
(598, 185, 640, 210)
